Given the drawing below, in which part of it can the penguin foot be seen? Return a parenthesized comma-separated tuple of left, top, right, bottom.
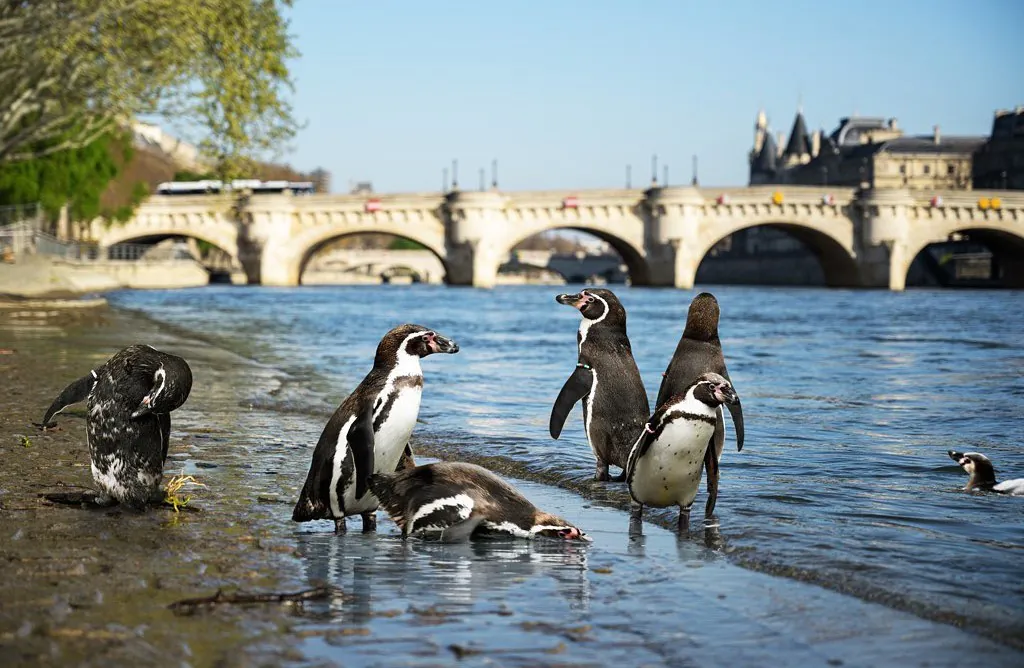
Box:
(677, 505, 692, 534)
(361, 511, 377, 533)
(629, 502, 644, 536)
(334, 519, 347, 535)
(594, 463, 610, 482)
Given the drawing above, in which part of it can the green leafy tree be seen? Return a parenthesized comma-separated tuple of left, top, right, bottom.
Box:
(0, 128, 130, 221)
(0, 0, 298, 178)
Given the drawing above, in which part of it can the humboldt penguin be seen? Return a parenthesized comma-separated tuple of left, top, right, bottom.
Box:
(292, 324, 459, 534)
(627, 373, 739, 533)
(368, 461, 590, 542)
(656, 292, 744, 514)
(549, 289, 649, 481)
(38, 344, 193, 510)
(948, 451, 1024, 496)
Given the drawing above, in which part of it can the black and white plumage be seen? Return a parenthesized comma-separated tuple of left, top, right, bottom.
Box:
(39, 344, 193, 510)
(948, 451, 1024, 496)
(549, 289, 649, 482)
(368, 462, 590, 542)
(627, 373, 739, 533)
(292, 324, 459, 534)
(655, 292, 745, 515)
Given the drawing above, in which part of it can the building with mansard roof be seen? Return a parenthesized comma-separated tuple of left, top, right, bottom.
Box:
(749, 109, 984, 190)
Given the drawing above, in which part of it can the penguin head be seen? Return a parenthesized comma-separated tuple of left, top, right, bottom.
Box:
(948, 450, 997, 487)
(532, 512, 591, 542)
(378, 324, 459, 365)
(682, 292, 721, 341)
(691, 372, 738, 407)
(555, 289, 625, 325)
(130, 353, 193, 418)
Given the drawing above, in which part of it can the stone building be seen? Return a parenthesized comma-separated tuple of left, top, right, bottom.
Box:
(973, 106, 1024, 190)
(749, 109, 985, 190)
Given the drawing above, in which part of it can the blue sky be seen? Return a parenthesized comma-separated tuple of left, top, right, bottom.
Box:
(283, 0, 1024, 193)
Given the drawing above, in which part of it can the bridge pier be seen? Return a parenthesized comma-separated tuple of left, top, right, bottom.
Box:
(855, 189, 917, 290)
(643, 187, 704, 288)
(443, 190, 507, 288)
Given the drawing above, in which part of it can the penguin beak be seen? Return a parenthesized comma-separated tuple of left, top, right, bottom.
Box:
(556, 292, 586, 310)
(558, 527, 590, 542)
(947, 450, 963, 463)
(714, 383, 739, 405)
(429, 333, 459, 354)
(131, 395, 153, 419)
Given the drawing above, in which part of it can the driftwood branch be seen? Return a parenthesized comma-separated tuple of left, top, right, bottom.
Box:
(168, 586, 336, 616)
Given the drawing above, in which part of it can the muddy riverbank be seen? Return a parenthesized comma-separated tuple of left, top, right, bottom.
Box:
(1, 301, 1022, 667)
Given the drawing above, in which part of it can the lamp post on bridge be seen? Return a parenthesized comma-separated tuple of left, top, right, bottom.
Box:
(492, 159, 498, 189)
(651, 154, 658, 186)
(691, 155, 699, 186)
(663, 165, 669, 187)
(451, 159, 459, 190)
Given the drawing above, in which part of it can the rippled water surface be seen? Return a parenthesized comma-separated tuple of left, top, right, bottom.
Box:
(110, 284, 1024, 641)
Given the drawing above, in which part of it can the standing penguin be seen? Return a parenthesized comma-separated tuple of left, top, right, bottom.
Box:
(38, 344, 193, 510)
(292, 324, 459, 534)
(656, 292, 744, 514)
(627, 373, 739, 533)
(549, 289, 649, 481)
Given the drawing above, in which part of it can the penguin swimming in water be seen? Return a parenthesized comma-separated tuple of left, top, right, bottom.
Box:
(292, 324, 459, 534)
(948, 451, 1024, 496)
(549, 289, 649, 481)
(627, 373, 739, 533)
(368, 461, 590, 542)
(38, 344, 193, 510)
(656, 292, 744, 515)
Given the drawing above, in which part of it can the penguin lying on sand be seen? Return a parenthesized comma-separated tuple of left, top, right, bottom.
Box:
(948, 451, 1024, 496)
(292, 324, 459, 534)
(369, 462, 590, 542)
(627, 373, 740, 533)
(656, 292, 745, 515)
(38, 344, 193, 510)
(550, 289, 649, 482)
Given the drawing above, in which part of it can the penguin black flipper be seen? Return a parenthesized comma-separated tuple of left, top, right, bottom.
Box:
(158, 412, 172, 463)
(549, 365, 593, 439)
(39, 372, 98, 428)
(397, 443, 416, 471)
(350, 405, 376, 501)
(726, 401, 744, 451)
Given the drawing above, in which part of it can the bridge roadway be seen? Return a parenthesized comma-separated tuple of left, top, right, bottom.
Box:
(82, 185, 1024, 290)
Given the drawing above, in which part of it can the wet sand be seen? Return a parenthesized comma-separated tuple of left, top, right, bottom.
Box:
(1, 303, 1022, 667)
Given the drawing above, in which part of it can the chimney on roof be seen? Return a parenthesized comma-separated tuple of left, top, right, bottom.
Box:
(933, 125, 941, 145)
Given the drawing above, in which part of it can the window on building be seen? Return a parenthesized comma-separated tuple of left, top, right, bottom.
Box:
(947, 163, 956, 175)
(899, 164, 907, 175)
(923, 164, 931, 175)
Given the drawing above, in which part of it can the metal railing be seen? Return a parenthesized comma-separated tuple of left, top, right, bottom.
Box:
(0, 203, 43, 229)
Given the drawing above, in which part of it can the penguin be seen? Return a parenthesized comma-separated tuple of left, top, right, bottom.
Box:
(38, 344, 193, 510)
(368, 462, 590, 542)
(549, 289, 649, 481)
(291, 324, 459, 534)
(948, 451, 1024, 496)
(626, 373, 740, 533)
(656, 292, 745, 515)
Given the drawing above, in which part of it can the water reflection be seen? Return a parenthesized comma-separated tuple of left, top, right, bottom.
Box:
(295, 529, 593, 624)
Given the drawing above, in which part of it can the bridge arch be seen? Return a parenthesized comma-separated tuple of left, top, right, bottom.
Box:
(500, 226, 650, 285)
(694, 217, 861, 287)
(282, 225, 450, 286)
(902, 226, 1024, 289)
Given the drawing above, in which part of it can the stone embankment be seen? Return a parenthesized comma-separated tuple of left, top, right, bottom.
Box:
(0, 255, 208, 299)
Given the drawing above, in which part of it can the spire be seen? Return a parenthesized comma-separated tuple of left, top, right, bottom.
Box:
(753, 109, 768, 154)
(783, 110, 811, 158)
(753, 131, 778, 174)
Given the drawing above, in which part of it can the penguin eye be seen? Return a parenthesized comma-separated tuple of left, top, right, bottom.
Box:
(421, 333, 432, 342)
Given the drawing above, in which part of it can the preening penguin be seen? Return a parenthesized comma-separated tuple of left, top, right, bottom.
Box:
(948, 451, 1024, 496)
(368, 462, 590, 542)
(549, 289, 649, 481)
(627, 373, 739, 533)
(38, 344, 193, 510)
(292, 324, 459, 534)
(656, 292, 744, 515)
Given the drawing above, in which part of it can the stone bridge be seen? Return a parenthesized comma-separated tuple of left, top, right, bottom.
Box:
(84, 186, 1024, 290)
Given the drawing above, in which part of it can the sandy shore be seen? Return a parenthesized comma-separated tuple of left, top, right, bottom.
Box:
(1, 301, 1022, 667)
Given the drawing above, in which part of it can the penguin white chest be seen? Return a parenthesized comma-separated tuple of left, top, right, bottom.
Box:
(631, 419, 713, 508)
(373, 385, 422, 472)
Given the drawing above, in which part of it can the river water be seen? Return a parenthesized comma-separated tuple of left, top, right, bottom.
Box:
(109, 284, 1024, 651)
